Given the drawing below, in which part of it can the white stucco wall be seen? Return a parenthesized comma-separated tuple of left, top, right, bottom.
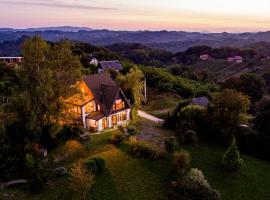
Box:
(97, 119, 103, 132)
(81, 106, 86, 128)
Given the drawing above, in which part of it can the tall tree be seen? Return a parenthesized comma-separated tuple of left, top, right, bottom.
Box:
(11, 36, 82, 143)
(240, 73, 265, 102)
(116, 66, 144, 108)
(208, 89, 250, 140)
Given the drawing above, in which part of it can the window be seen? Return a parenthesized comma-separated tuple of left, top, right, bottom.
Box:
(85, 102, 94, 113)
(115, 99, 125, 111)
(81, 87, 85, 93)
(121, 112, 127, 121)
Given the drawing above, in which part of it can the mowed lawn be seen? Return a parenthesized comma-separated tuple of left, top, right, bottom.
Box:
(2, 126, 270, 200)
(183, 143, 270, 200)
(1, 132, 170, 200)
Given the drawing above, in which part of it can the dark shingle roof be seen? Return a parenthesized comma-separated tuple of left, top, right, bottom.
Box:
(83, 72, 130, 116)
(189, 96, 209, 108)
(86, 112, 105, 121)
(99, 60, 123, 71)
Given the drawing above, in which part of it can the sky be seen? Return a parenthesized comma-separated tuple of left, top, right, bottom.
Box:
(0, 0, 270, 32)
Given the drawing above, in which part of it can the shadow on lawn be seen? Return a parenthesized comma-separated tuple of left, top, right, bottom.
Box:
(117, 142, 171, 183)
(91, 169, 120, 200)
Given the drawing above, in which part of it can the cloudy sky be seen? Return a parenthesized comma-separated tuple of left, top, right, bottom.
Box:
(0, 0, 270, 32)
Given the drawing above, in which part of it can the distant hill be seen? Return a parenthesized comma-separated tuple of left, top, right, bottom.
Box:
(1, 29, 270, 52)
(0, 26, 93, 32)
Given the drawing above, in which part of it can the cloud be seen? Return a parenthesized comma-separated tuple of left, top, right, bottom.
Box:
(0, 0, 118, 11)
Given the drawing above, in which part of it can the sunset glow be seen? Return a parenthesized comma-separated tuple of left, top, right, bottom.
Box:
(1, 0, 270, 32)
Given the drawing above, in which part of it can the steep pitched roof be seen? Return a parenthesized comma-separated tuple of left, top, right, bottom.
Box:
(99, 60, 123, 71)
(83, 72, 130, 116)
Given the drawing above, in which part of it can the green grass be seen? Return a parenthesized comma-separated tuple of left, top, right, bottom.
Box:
(0, 131, 170, 200)
(182, 143, 270, 200)
(142, 95, 179, 119)
(2, 128, 270, 200)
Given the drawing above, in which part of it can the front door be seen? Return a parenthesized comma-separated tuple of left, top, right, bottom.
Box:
(102, 118, 107, 129)
(112, 115, 117, 125)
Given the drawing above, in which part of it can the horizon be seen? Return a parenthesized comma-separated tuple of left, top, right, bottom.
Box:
(1, 25, 270, 34)
(1, 0, 270, 32)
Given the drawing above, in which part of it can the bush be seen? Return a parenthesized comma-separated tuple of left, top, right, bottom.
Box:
(177, 132, 186, 145)
(185, 130, 198, 145)
(85, 159, 98, 174)
(110, 131, 125, 145)
(170, 168, 220, 200)
(222, 137, 244, 172)
(127, 125, 139, 135)
(69, 161, 95, 200)
(165, 136, 178, 156)
(93, 157, 106, 173)
(28, 174, 44, 194)
(129, 136, 160, 159)
(118, 125, 126, 134)
(25, 153, 36, 169)
(173, 151, 191, 176)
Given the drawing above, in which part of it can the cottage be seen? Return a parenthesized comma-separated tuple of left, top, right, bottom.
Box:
(90, 57, 99, 66)
(65, 72, 131, 132)
(0, 57, 23, 65)
(227, 56, 243, 63)
(227, 57, 234, 62)
(98, 60, 123, 73)
(199, 54, 209, 61)
(234, 56, 243, 63)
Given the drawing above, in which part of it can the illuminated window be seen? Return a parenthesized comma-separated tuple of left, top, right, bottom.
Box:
(112, 115, 117, 125)
(81, 87, 85, 93)
(121, 112, 127, 121)
(85, 102, 94, 113)
(115, 99, 125, 111)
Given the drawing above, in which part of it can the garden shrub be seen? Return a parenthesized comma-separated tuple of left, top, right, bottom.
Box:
(93, 157, 106, 173)
(69, 161, 95, 200)
(25, 153, 36, 169)
(118, 125, 126, 134)
(185, 130, 198, 145)
(165, 136, 178, 158)
(222, 137, 244, 172)
(127, 125, 139, 135)
(173, 151, 191, 176)
(170, 168, 220, 200)
(27, 174, 44, 194)
(85, 159, 98, 174)
(128, 136, 160, 159)
(110, 131, 125, 145)
(177, 131, 186, 145)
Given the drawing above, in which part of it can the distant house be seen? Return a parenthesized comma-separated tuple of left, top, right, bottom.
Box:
(65, 72, 131, 132)
(227, 57, 234, 62)
(234, 56, 243, 63)
(199, 54, 209, 61)
(227, 56, 243, 63)
(90, 57, 99, 66)
(98, 60, 123, 73)
(0, 57, 23, 65)
(189, 96, 209, 108)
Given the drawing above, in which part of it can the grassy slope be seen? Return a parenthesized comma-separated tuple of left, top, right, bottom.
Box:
(2, 126, 270, 200)
(1, 132, 170, 200)
(183, 143, 270, 200)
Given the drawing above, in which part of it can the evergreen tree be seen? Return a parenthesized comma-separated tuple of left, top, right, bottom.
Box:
(222, 137, 244, 172)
